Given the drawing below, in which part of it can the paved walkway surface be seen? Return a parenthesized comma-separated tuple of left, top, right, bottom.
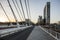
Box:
(27, 26, 56, 40)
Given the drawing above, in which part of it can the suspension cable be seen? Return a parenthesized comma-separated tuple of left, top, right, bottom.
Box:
(24, 0, 29, 19)
(27, 0, 31, 19)
(15, 0, 24, 21)
(7, 0, 18, 22)
(0, 3, 10, 22)
(25, 0, 31, 25)
(19, 0, 26, 21)
(12, 0, 22, 22)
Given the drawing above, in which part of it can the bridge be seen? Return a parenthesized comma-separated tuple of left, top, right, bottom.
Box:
(0, 0, 60, 40)
(0, 26, 60, 40)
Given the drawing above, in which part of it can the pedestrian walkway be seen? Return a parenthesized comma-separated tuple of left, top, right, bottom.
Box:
(27, 26, 56, 40)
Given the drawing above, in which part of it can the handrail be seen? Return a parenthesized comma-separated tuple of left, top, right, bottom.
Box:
(49, 29, 60, 39)
(43, 27, 60, 39)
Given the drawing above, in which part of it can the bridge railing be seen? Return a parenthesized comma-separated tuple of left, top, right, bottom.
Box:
(44, 27, 60, 39)
(0, 25, 32, 37)
(0, 29, 20, 37)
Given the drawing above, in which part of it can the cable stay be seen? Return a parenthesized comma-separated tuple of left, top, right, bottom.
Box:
(15, 0, 24, 21)
(7, 0, 19, 27)
(24, 0, 32, 25)
(0, 3, 10, 22)
(24, 0, 30, 26)
(19, 0, 26, 21)
(27, 0, 31, 19)
(24, 0, 29, 19)
(12, 0, 22, 21)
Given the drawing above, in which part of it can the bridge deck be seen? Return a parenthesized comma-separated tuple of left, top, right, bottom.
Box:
(27, 26, 56, 40)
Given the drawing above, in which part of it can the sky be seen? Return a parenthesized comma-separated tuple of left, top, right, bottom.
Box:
(0, 0, 60, 23)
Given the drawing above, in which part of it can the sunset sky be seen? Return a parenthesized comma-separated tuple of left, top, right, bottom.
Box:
(0, 0, 60, 23)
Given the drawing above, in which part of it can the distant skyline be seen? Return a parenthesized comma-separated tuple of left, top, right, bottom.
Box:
(0, 0, 60, 23)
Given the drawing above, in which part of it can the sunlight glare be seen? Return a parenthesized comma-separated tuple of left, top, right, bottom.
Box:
(0, 17, 7, 22)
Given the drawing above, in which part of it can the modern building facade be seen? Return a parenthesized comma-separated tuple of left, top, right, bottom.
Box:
(44, 2, 50, 25)
(38, 16, 43, 25)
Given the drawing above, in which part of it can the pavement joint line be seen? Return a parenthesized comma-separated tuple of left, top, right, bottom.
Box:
(38, 26, 59, 40)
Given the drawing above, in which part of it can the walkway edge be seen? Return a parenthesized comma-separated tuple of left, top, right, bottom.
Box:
(39, 26, 59, 40)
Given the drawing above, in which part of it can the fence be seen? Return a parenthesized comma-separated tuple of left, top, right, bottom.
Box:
(44, 27, 60, 40)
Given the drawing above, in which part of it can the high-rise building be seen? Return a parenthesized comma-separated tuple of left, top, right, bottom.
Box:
(58, 21, 60, 25)
(38, 16, 43, 25)
(44, 2, 50, 25)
